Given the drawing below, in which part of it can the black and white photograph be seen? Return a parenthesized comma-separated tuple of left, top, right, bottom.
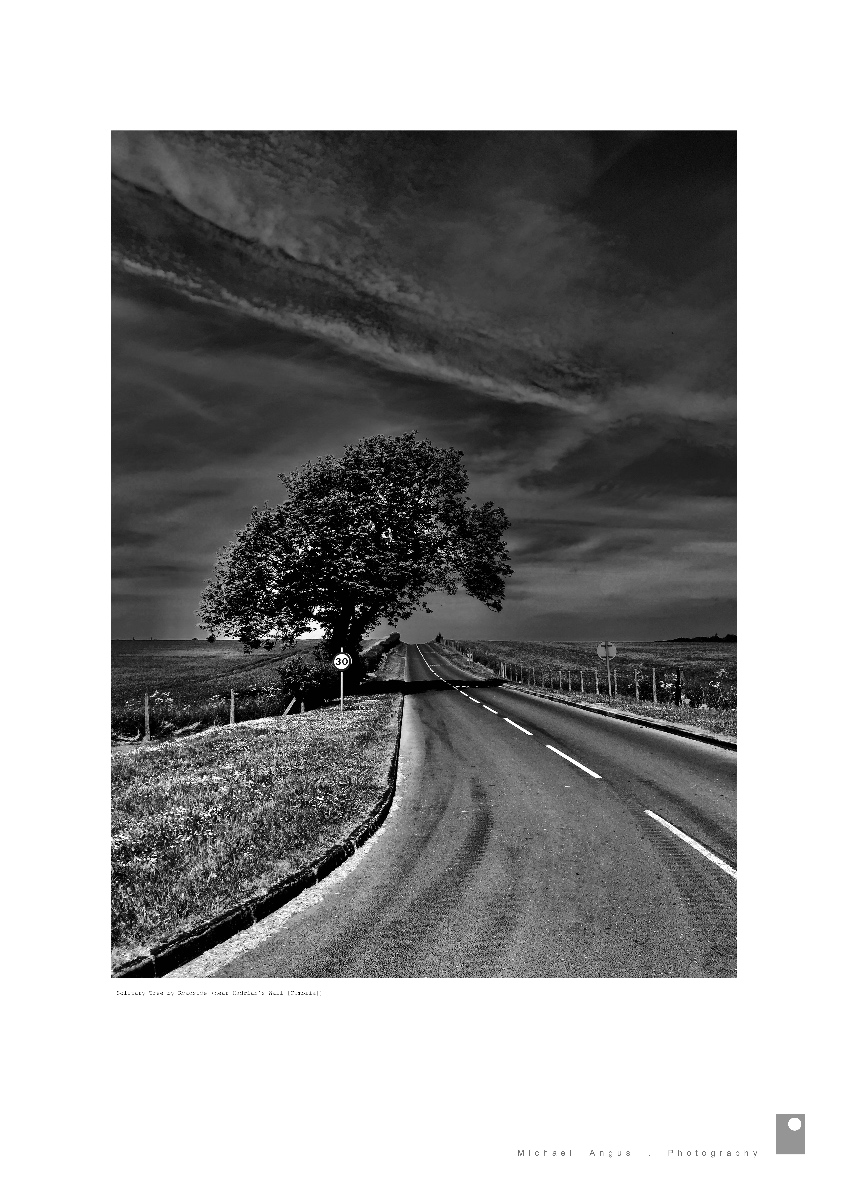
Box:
(32, 8, 835, 1194)
(111, 130, 737, 980)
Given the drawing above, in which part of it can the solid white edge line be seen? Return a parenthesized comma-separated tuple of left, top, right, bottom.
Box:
(644, 809, 737, 879)
(504, 718, 533, 735)
(545, 744, 602, 779)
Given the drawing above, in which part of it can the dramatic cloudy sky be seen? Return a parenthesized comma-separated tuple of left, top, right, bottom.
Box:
(112, 131, 735, 641)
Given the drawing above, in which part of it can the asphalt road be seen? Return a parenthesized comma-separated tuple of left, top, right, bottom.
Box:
(212, 643, 736, 978)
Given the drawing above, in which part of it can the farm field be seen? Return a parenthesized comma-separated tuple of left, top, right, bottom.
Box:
(111, 638, 379, 739)
(111, 693, 402, 971)
(113, 639, 313, 704)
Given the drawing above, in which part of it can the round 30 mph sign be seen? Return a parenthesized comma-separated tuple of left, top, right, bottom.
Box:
(334, 653, 352, 671)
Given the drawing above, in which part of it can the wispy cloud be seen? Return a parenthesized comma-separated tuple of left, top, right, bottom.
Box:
(112, 133, 734, 422)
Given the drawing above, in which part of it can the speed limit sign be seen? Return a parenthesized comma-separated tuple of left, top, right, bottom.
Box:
(334, 650, 352, 713)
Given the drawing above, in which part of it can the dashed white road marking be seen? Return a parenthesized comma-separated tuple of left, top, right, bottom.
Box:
(504, 718, 533, 736)
(482, 705, 498, 714)
(545, 744, 602, 779)
(644, 809, 737, 879)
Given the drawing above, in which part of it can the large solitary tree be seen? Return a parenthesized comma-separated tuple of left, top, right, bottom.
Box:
(197, 432, 512, 667)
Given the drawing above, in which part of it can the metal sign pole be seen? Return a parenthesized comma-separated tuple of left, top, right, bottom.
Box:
(340, 646, 344, 713)
(605, 642, 613, 698)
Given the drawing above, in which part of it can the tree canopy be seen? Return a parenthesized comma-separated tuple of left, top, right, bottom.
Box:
(197, 432, 511, 661)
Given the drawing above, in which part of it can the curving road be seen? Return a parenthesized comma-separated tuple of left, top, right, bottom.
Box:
(212, 642, 736, 978)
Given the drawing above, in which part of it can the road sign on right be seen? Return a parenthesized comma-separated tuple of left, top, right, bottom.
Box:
(597, 641, 617, 659)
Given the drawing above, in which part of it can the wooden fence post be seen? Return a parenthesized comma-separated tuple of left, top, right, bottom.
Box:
(613, 668, 618, 697)
(143, 692, 150, 742)
(230, 689, 235, 725)
(567, 669, 571, 691)
(559, 670, 562, 690)
(594, 668, 599, 695)
(652, 668, 657, 704)
(579, 669, 584, 693)
(635, 670, 640, 701)
(675, 669, 682, 706)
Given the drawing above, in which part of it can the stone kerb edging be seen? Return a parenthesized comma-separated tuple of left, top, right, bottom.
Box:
(501, 683, 736, 751)
(112, 697, 406, 979)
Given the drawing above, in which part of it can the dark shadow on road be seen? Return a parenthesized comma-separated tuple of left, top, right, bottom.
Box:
(360, 679, 505, 696)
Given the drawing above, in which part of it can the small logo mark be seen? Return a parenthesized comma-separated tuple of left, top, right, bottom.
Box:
(776, 1114, 805, 1154)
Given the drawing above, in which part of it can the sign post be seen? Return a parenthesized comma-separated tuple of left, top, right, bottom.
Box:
(597, 641, 617, 698)
(333, 649, 352, 712)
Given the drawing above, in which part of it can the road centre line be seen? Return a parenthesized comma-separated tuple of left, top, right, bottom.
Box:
(545, 744, 602, 779)
(504, 718, 533, 736)
(420, 651, 734, 881)
(644, 809, 737, 879)
(418, 648, 490, 707)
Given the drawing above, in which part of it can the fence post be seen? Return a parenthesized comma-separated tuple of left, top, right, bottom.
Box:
(567, 669, 571, 691)
(613, 668, 618, 697)
(594, 668, 599, 695)
(230, 689, 235, 725)
(143, 692, 150, 742)
(652, 668, 657, 704)
(559, 670, 562, 690)
(635, 670, 640, 701)
(579, 669, 584, 693)
(675, 668, 682, 706)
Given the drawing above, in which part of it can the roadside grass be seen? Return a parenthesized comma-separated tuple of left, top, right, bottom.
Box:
(111, 694, 402, 970)
(430, 641, 495, 681)
(504, 682, 737, 738)
(452, 639, 736, 704)
(373, 643, 407, 681)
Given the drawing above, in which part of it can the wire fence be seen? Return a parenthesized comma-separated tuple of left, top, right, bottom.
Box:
(112, 686, 301, 742)
(441, 640, 736, 710)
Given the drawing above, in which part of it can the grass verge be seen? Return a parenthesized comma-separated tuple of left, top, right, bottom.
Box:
(111, 694, 402, 971)
(372, 643, 407, 681)
(506, 683, 736, 739)
(429, 641, 495, 680)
